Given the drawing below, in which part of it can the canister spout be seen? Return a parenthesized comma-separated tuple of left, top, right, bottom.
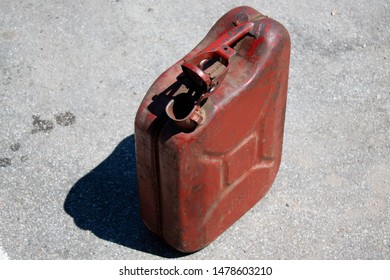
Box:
(165, 93, 203, 130)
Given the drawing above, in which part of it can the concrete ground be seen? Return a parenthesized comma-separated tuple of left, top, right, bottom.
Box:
(0, 0, 389, 259)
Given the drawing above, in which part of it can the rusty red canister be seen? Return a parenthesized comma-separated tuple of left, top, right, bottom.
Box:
(135, 6, 290, 252)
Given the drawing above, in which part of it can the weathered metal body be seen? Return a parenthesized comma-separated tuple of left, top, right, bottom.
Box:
(135, 6, 290, 252)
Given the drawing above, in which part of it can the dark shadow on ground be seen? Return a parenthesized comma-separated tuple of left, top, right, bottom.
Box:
(64, 134, 186, 258)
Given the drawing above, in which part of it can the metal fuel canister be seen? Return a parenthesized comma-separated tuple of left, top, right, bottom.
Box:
(135, 6, 291, 252)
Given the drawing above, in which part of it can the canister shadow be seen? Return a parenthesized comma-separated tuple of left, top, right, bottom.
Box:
(63, 135, 186, 258)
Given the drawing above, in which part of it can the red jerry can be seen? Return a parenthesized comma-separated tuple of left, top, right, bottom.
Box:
(135, 6, 290, 252)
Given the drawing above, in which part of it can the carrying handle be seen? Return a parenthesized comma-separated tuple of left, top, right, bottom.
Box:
(181, 17, 256, 99)
(167, 14, 259, 130)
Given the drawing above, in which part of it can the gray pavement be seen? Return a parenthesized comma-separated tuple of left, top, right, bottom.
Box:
(1, 0, 389, 259)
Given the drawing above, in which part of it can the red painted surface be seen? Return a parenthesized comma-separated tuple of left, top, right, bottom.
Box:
(135, 6, 290, 252)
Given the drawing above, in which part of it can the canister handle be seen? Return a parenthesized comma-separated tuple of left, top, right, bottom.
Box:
(181, 18, 255, 98)
(167, 15, 260, 130)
